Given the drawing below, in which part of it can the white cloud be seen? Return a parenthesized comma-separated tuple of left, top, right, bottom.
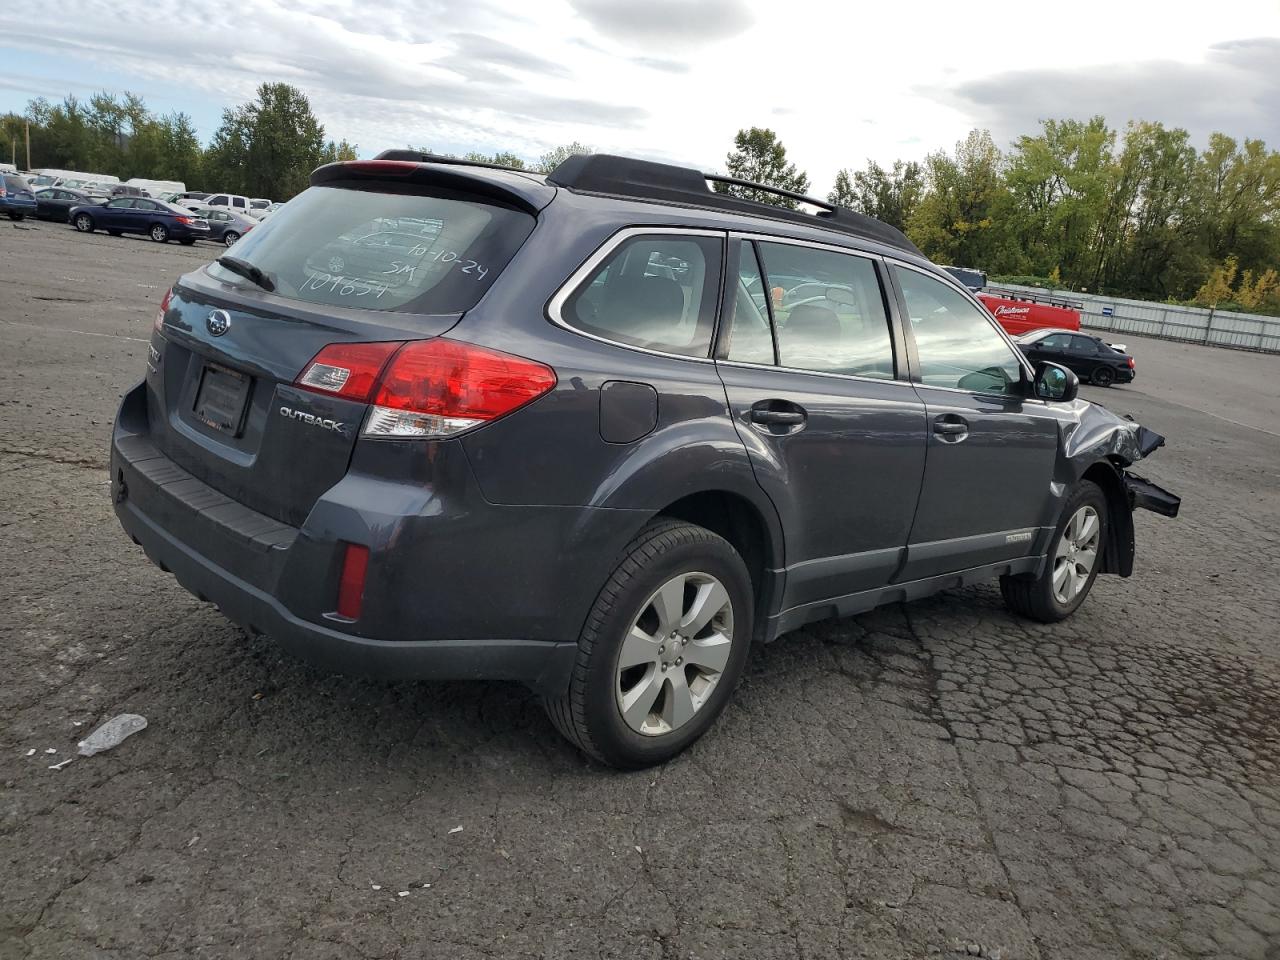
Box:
(3, 0, 1279, 193)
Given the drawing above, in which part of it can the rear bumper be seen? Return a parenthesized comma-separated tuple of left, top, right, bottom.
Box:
(114, 492, 580, 694)
(0, 197, 37, 213)
(110, 380, 644, 694)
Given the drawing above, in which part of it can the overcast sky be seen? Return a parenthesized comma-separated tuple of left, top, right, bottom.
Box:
(3, 0, 1279, 192)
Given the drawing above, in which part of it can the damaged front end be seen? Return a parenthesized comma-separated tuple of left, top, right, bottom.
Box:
(1060, 402, 1181, 577)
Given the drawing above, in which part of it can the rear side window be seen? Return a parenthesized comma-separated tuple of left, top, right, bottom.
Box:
(756, 242, 895, 379)
(207, 184, 535, 314)
(561, 233, 723, 358)
(4, 175, 29, 191)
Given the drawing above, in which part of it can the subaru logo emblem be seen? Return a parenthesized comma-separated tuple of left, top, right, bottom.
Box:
(206, 309, 231, 337)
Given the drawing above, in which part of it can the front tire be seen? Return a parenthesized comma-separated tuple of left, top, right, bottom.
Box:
(544, 519, 754, 768)
(150, 224, 169, 243)
(1092, 366, 1115, 387)
(223, 230, 240, 246)
(8, 211, 25, 221)
(74, 214, 94, 232)
(1001, 480, 1108, 623)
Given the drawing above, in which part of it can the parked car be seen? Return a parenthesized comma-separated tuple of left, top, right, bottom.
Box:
(34, 187, 107, 222)
(127, 178, 186, 197)
(202, 192, 256, 217)
(250, 197, 272, 213)
(110, 152, 1179, 768)
(200, 207, 256, 246)
(0, 173, 38, 220)
(941, 265, 986, 291)
(1014, 329, 1135, 386)
(69, 196, 211, 243)
(255, 201, 285, 220)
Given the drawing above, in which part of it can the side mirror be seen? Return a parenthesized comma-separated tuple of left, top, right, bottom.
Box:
(1033, 361, 1078, 402)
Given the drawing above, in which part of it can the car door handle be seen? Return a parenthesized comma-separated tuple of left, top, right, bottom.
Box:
(750, 409, 805, 425)
(933, 415, 969, 441)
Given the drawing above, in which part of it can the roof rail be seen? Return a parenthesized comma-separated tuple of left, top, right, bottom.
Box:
(546, 153, 921, 256)
(374, 149, 535, 176)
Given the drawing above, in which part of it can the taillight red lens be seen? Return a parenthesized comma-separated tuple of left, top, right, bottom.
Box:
(364, 339, 557, 438)
(336, 543, 369, 620)
(1128, 357, 1135, 369)
(154, 288, 173, 334)
(295, 341, 404, 401)
(175, 216, 192, 225)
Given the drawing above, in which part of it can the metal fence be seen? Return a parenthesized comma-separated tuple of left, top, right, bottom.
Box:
(994, 283, 1280, 355)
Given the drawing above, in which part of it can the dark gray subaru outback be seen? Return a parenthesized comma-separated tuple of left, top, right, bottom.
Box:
(110, 152, 1179, 767)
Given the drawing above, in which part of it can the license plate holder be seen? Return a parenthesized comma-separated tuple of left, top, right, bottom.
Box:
(193, 363, 251, 436)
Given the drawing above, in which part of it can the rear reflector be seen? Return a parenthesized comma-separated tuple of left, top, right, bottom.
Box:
(296, 341, 404, 401)
(364, 339, 557, 438)
(336, 543, 370, 620)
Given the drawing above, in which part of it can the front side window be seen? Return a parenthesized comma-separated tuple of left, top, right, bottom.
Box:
(562, 234, 722, 357)
(894, 267, 1025, 395)
(1039, 333, 1071, 350)
(758, 242, 895, 379)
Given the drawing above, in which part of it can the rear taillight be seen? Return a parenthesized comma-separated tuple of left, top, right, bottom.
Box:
(294, 338, 556, 439)
(154, 288, 173, 334)
(1127, 357, 1135, 369)
(296, 341, 404, 401)
(175, 216, 192, 225)
(364, 339, 557, 438)
(336, 543, 369, 620)
(0, 186, 6, 198)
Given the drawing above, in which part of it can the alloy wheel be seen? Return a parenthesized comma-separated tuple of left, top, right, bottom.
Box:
(1052, 505, 1101, 604)
(615, 571, 734, 736)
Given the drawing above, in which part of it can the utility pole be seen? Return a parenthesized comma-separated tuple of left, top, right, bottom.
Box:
(25, 120, 31, 171)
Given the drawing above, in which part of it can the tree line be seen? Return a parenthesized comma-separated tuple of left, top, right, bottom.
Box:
(722, 124, 1280, 314)
(4, 83, 1276, 312)
(1, 84, 356, 200)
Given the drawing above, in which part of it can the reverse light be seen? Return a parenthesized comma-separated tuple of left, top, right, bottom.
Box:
(336, 543, 370, 620)
(154, 288, 173, 334)
(295, 341, 404, 401)
(363, 339, 557, 438)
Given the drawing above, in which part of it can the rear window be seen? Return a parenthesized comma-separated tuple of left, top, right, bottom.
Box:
(208, 184, 535, 314)
(4, 175, 30, 191)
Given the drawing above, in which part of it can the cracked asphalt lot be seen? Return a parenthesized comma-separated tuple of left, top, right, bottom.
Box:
(3, 222, 1279, 959)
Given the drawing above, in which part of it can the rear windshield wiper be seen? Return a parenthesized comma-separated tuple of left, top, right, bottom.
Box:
(216, 255, 275, 293)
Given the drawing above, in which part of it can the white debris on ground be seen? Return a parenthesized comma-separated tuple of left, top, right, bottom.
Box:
(447, 826, 463, 834)
(48, 758, 74, 771)
(77, 714, 148, 757)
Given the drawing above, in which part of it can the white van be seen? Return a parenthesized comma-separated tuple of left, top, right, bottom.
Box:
(126, 178, 186, 197)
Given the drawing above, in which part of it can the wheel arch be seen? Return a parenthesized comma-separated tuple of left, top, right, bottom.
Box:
(1083, 458, 1133, 576)
(654, 488, 784, 643)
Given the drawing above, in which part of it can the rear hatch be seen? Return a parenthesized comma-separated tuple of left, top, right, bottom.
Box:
(148, 162, 551, 526)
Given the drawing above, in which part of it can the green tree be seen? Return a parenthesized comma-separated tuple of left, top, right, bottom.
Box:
(829, 159, 922, 231)
(718, 127, 809, 208)
(907, 130, 1015, 270)
(535, 141, 592, 173)
(322, 139, 359, 163)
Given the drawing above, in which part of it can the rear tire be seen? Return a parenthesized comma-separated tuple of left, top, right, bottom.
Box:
(150, 224, 169, 243)
(8, 211, 24, 221)
(544, 519, 754, 768)
(74, 214, 94, 233)
(1001, 480, 1108, 623)
(223, 231, 240, 246)
(1092, 366, 1115, 387)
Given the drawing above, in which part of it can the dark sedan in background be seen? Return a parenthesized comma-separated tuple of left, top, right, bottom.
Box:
(68, 197, 211, 244)
(1, 174, 38, 220)
(1015, 328, 1135, 386)
(34, 187, 108, 222)
(199, 207, 256, 246)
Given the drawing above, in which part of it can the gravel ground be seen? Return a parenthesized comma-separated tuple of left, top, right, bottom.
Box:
(2, 219, 1278, 960)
